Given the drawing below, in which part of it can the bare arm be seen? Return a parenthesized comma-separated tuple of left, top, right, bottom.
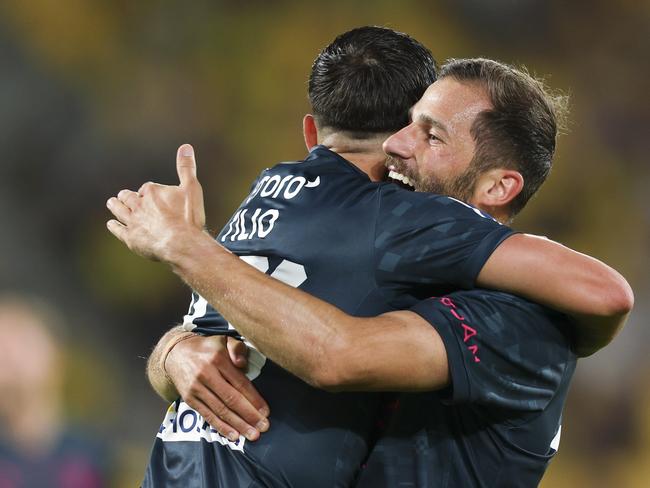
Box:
(477, 234, 634, 356)
(108, 145, 633, 394)
(167, 233, 448, 391)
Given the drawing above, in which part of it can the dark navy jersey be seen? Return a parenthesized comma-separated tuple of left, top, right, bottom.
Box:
(144, 146, 515, 488)
(356, 290, 577, 488)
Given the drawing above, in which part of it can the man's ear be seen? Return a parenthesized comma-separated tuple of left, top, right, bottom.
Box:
(472, 168, 524, 216)
(303, 114, 318, 150)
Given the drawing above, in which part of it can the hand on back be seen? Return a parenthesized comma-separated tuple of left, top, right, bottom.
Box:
(166, 334, 270, 442)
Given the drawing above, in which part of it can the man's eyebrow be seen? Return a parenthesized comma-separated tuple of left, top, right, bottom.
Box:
(416, 113, 449, 136)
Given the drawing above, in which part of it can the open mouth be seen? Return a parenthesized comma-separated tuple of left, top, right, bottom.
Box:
(387, 170, 415, 191)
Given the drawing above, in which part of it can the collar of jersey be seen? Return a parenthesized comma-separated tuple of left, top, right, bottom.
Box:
(307, 145, 372, 181)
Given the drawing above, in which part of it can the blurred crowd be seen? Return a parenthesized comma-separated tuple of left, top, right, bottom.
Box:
(0, 0, 647, 486)
(0, 296, 109, 486)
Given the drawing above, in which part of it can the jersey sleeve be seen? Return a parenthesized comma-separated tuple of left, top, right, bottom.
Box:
(410, 291, 575, 412)
(375, 187, 516, 290)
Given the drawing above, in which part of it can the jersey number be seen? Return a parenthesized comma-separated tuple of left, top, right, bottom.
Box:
(187, 256, 307, 380)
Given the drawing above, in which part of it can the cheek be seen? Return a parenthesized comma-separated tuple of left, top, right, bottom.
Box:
(457, 139, 476, 167)
(421, 152, 470, 185)
(437, 144, 472, 176)
(421, 147, 455, 174)
(416, 157, 446, 183)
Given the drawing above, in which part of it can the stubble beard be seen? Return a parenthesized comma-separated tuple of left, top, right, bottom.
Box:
(386, 155, 478, 204)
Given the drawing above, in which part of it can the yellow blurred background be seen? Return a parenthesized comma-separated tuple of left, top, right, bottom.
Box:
(0, 1, 647, 486)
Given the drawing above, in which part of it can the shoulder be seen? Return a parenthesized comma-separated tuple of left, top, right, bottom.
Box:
(377, 186, 501, 224)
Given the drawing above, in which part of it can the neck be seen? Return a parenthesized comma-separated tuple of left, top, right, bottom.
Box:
(318, 131, 390, 182)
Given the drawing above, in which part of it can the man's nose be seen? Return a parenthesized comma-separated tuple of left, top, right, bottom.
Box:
(383, 125, 413, 160)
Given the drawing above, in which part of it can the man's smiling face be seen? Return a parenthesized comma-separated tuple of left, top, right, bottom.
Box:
(383, 77, 492, 203)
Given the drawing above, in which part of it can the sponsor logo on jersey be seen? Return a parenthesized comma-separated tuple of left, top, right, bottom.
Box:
(438, 296, 481, 363)
(157, 401, 246, 452)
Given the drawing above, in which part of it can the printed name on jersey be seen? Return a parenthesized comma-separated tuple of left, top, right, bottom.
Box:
(157, 400, 247, 452)
(222, 174, 320, 242)
(245, 174, 320, 205)
(221, 208, 280, 241)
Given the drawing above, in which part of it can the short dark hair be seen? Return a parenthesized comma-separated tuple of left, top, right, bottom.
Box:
(308, 26, 437, 136)
(440, 58, 568, 216)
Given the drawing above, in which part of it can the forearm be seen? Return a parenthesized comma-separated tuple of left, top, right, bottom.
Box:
(478, 233, 634, 355)
(147, 325, 195, 401)
(167, 230, 360, 388)
(169, 234, 449, 391)
(109, 147, 448, 393)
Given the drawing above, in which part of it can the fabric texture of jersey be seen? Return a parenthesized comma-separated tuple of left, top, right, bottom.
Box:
(355, 290, 577, 488)
(143, 146, 515, 488)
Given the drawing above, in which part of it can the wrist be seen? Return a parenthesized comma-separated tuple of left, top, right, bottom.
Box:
(163, 227, 214, 268)
(162, 331, 199, 380)
(168, 229, 232, 283)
